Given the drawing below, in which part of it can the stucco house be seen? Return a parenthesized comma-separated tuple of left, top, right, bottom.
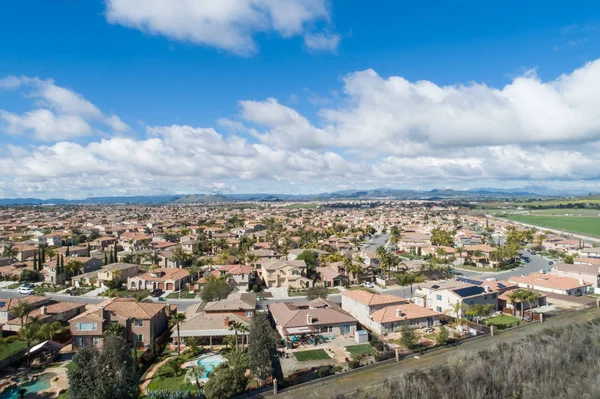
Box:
(260, 259, 312, 289)
(128, 267, 191, 291)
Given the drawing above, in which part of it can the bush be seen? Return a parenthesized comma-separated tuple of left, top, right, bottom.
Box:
(306, 286, 328, 300)
(370, 337, 384, 351)
(315, 365, 332, 378)
(375, 350, 395, 362)
(348, 359, 362, 369)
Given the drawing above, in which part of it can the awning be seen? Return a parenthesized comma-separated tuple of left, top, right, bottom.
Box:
(284, 326, 317, 335)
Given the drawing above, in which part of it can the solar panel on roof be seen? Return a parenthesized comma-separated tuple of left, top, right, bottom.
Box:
(431, 285, 440, 289)
(456, 277, 483, 286)
(497, 283, 505, 289)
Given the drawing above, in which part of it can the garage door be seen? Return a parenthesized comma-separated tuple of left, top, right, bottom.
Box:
(158, 283, 165, 290)
(166, 283, 174, 290)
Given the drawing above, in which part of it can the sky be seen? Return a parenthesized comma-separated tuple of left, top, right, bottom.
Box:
(1, 0, 600, 199)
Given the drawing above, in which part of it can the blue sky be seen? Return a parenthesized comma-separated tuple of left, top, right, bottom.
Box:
(1, 0, 600, 198)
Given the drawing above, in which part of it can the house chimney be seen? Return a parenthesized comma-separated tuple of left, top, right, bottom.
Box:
(224, 316, 230, 327)
(307, 313, 313, 324)
(395, 308, 401, 318)
(98, 305, 106, 320)
(41, 305, 47, 315)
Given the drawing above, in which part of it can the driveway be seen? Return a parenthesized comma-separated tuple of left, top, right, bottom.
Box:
(456, 250, 554, 280)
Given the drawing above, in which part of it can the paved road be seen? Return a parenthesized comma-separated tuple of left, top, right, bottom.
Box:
(456, 250, 553, 281)
(277, 307, 600, 399)
(0, 290, 200, 311)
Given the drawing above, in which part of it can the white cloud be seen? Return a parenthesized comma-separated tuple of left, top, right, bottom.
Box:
(0, 76, 129, 141)
(104, 0, 337, 55)
(304, 32, 340, 52)
(3, 60, 600, 197)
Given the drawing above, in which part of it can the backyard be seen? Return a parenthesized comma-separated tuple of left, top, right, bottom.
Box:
(345, 344, 375, 357)
(293, 349, 330, 362)
(0, 340, 27, 360)
(166, 291, 197, 299)
(487, 314, 521, 328)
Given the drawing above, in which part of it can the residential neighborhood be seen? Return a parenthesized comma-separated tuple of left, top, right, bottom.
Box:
(0, 200, 599, 398)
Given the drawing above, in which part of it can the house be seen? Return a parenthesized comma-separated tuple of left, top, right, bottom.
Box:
(42, 256, 102, 285)
(196, 264, 252, 292)
(579, 248, 600, 259)
(260, 259, 312, 289)
(413, 279, 499, 316)
(497, 289, 547, 317)
(509, 272, 593, 296)
(462, 244, 499, 268)
(70, 297, 169, 349)
(550, 263, 600, 293)
(173, 293, 257, 346)
(269, 298, 357, 338)
(369, 303, 442, 335)
(341, 290, 409, 333)
(575, 257, 600, 266)
(128, 267, 191, 291)
(0, 296, 85, 332)
(72, 262, 139, 288)
(315, 264, 349, 287)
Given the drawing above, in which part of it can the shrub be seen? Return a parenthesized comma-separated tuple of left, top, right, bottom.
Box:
(370, 337, 384, 351)
(348, 359, 361, 369)
(315, 366, 332, 378)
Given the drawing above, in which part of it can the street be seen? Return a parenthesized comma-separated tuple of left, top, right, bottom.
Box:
(456, 250, 553, 281)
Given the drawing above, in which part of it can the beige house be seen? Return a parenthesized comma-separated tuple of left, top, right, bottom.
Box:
(509, 272, 593, 296)
(260, 259, 312, 289)
(341, 290, 408, 333)
(72, 262, 139, 288)
(128, 267, 191, 291)
(70, 297, 169, 349)
(0, 295, 85, 332)
(269, 298, 357, 338)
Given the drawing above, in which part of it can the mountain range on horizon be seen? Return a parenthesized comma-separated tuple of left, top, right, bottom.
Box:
(0, 186, 597, 206)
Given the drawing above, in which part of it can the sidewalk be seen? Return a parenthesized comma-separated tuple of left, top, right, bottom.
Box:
(139, 356, 173, 393)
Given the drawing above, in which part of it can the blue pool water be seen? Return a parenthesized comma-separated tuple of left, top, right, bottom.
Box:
(0, 374, 52, 399)
(196, 355, 225, 378)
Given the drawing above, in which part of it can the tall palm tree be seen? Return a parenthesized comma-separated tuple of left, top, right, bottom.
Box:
(19, 316, 40, 368)
(237, 323, 249, 348)
(169, 312, 186, 356)
(38, 321, 64, 341)
(229, 320, 241, 349)
(524, 290, 541, 320)
(11, 301, 34, 327)
(507, 290, 523, 317)
(447, 302, 466, 319)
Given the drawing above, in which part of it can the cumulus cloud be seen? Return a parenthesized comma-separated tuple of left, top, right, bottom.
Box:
(0, 76, 128, 141)
(104, 0, 338, 55)
(3, 60, 600, 197)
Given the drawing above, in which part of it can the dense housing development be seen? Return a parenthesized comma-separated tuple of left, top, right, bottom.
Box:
(0, 199, 599, 399)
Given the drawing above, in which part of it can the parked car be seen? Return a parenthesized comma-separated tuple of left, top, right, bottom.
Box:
(548, 261, 554, 265)
(150, 289, 164, 298)
(20, 282, 33, 288)
(362, 282, 375, 288)
(17, 287, 34, 295)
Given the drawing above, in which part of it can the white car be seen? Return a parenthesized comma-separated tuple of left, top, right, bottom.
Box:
(17, 287, 34, 295)
(363, 282, 375, 288)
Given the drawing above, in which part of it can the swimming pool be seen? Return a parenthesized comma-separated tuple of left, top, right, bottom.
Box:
(0, 373, 54, 399)
(196, 355, 225, 378)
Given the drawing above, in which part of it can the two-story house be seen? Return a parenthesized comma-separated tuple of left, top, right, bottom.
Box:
(259, 259, 312, 289)
(128, 267, 191, 291)
(413, 279, 499, 316)
(70, 297, 169, 349)
(1, 295, 85, 332)
(72, 262, 139, 288)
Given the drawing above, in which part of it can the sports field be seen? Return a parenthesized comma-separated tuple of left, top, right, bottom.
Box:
(503, 215, 600, 237)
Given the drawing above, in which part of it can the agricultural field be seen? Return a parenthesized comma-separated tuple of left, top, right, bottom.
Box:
(502, 214, 600, 237)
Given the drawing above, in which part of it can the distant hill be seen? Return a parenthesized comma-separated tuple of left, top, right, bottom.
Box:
(1, 186, 598, 206)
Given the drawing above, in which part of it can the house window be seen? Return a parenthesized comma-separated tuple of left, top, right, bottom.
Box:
(245, 311, 253, 317)
(135, 334, 144, 343)
(133, 319, 144, 327)
(93, 337, 100, 346)
(436, 295, 442, 301)
(492, 293, 497, 299)
(292, 270, 301, 276)
(75, 322, 97, 331)
(436, 306, 442, 312)
(0, 311, 7, 318)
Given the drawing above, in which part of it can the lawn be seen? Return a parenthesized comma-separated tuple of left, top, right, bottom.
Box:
(99, 289, 151, 299)
(293, 349, 330, 361)
(0, 340, 27, 360)
(7, 283, 21, 289)
(166, 291, 197, 299)
(502, 215, 600, 237)
(487, 314, 521, 327)
(288, 288, 341, 297)
(454, 264, 517, 273)
(146, 362, 196, 392)
(345, 344, 375, 357)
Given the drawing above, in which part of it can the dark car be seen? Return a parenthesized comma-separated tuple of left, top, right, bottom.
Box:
(150, 289, 163, 298)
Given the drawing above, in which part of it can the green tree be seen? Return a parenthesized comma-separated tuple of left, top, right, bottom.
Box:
(38, 321, 64, 341)
(399, 323, 418, 350)
(436, 325, 449, 345)
(169, 312, 186, 356)
(306, 286, 328, 300)
(200, 277, 233, 302)
(296, 250, 318, 270)
(104, 322, 125, 337)
(186, 364, 206, 387)
(166, 357, 184, 376)
(248, 313, 277, 385)
(203, 366, 246, 399)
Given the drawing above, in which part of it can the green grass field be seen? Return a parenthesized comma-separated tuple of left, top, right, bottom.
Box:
(487, 314, 521, 327)
(293, 349, 330, 361)
(345, 344, 375, 357)
(0, 340, 27, 360)
(502, 215, 600, 237)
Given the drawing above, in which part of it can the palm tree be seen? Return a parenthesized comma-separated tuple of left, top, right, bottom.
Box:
(66, 260, 84, 278)
(224, 345, 248, 372)
(229, 320, 241, 349)
(104, 322, 125, 337)
(507, 290, 523, 317)
(394, 271, 424, 297)
(447, 302, 466, 319)
(38, 321, 64, 341)
(169, 312, 186, 356)
(523, 290, 541, 320)
(237, 323, 249, 348)
(11, 301, 34, 327)
(19, 316, 41, 368)
(186, 364, 207, 387)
